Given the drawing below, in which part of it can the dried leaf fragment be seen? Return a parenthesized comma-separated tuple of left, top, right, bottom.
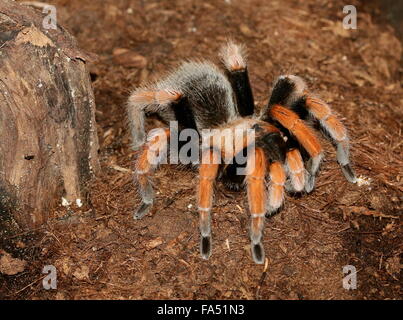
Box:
(0, 252, 26, 275)
(113, 48, 147, 68)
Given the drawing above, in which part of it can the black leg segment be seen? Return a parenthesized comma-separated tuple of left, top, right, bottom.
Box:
(227, 68, 255, 117)
(171, 96, 198, 131)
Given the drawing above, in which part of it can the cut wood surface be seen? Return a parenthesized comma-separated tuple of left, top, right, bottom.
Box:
(0, 0, 99, 228)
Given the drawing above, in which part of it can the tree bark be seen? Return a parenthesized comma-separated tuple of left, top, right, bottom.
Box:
(0, 0, 100, 228)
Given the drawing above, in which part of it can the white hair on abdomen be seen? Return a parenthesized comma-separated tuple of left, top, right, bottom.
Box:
(156, 61, 238, 126)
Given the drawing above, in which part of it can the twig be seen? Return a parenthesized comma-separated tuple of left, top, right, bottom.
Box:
(255, 258, 269, 299)
(2, 226, 45, 240)
(109, 164, 133, 173)
(13, 275, 46, 296)
(349, 206, 399, 219)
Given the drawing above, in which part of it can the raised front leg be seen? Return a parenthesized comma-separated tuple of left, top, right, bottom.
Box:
(220, 41, 254, 117)
(127, 88, 182, 149)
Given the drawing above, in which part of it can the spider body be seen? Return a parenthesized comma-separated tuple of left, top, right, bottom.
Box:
(127, 42, 357, 264)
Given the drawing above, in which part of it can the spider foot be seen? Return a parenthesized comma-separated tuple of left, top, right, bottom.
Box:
(305, 173, 316, 193)
(251, 241, 265, 264)
(200, 235, 212, 260)
(285, 181, 305, 196)
(341, 163, 357, 184)
(133, 201, 153, 220)
(285, 180, 295, 193)
(265, 204, 283, 218)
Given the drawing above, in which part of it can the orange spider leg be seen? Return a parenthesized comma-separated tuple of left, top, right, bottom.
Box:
(129, 89, 182, 105)
(246, 148, 267, 264)
(134, 128, 170, 219)
(285, 148, 305, 192)
(128, 89, 182, 149)
(305, 96, 346, 139)
(198, 148, 220, 259)
(270, 104, 323, 192)
(305, 96, 357, 183)
(267, 161, 286, 215)
(270, 105, 322, 157)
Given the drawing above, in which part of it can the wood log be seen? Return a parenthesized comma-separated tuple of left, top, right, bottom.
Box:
(0, 0, 100, 229)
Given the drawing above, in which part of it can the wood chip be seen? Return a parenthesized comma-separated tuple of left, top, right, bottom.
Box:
(0, 252, 26, 275)
(146, 237, 164, 250)
(113, 48, 147, 68)
(239, 24, 254, 37)
(73, 265, 90, 280)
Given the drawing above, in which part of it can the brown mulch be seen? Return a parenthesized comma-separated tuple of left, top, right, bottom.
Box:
(1, 0, 401, 300)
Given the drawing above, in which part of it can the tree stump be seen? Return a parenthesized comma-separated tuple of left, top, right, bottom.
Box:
(0, 0, 100, 229)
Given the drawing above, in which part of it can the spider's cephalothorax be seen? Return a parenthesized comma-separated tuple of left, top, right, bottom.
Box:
(127, 42, 357, 264)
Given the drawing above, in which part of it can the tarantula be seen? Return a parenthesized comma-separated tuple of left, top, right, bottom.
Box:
(127, 42, 357, 264)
